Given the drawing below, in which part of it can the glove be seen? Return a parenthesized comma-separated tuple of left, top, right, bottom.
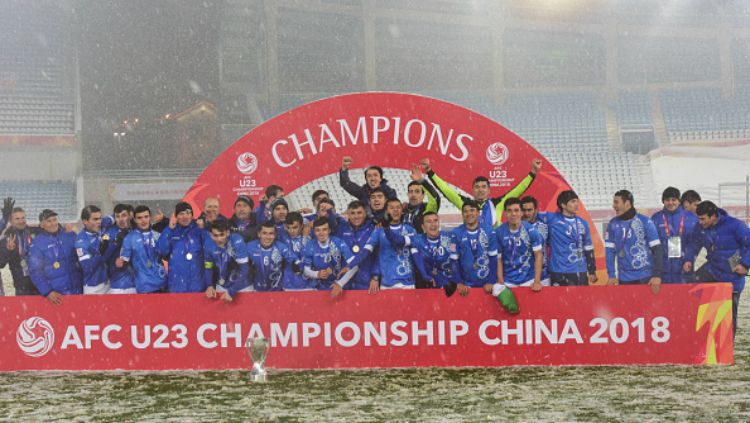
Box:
(443, 282, 457, 298)
(372, 214, 388, 227)
(98, 236, 110, 256)
(2, 197, 14, 223)
(114, 228, 129, 249)
(492, 283, 519, 314)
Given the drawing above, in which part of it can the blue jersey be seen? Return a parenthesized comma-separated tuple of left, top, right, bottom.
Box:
(605, 213, 661, 282)
(651, 207, 698, 283)
(28, 230, 83, 296)
(121, 229, 166, 293)
(542, 212, 594, 274)
(362, 224, 418, 288)
(203, 233, 250, 296)
(336, 220, 378, 290)
(303, 236, 354, 290)
(450, 224, 498, 287)
(103, 226, 135, 290)
(496, 221, 543, 284)
(75, 230, 111, 287)
(281, 234, 315, 290)
(411, 231, 454, 288)
(247, 240, 297, 292)
(528, 215, 550, 280)
(156, 222, 206, 293)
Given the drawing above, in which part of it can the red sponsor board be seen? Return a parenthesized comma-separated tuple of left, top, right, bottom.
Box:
(183, 92, 607, 269)
(0, 284, 733, 371)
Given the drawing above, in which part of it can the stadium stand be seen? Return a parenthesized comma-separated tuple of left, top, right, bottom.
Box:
(0, 180, 77, 222)
(616, 91, 653, 126)
(0, 3, 74, 135)
(661, 88, 750, 143)
(283, 91, 659, 211)
(0, 2, 78, 222)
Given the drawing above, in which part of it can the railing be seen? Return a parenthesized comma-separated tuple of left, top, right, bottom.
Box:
(83, 168, 203, 180)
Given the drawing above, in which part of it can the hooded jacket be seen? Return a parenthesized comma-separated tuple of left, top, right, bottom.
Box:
(685, 208, 750, 292)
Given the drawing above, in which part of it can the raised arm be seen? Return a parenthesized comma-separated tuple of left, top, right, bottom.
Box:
(422, 158, 467, 210)
(339, 156, 365, 200)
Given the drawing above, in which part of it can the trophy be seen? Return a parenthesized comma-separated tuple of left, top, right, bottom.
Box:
(246, 337, 270, 382)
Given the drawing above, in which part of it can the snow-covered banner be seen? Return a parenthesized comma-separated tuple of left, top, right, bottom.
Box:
(0, 284, 733, 371)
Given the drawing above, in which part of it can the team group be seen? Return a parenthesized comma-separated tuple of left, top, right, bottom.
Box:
(0, 157, 747, 330)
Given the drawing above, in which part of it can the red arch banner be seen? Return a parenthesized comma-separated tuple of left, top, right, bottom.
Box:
(184, 92, 604, 263)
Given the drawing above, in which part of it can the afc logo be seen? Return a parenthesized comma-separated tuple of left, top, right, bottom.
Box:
(486, 142, 509, 166)
(236, 152, 259, 175)
(17, 316, 55, 357)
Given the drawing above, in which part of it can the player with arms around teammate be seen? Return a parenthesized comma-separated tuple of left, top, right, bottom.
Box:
(423, 158, 542, 229)
(348, 198, 419, 293)
(496, 198, 544, 291)
(605, 190, 663, 293)
(382, 211, 455, 293)
(248, 221, 301, 293)
(280, 212, 315, 291)
(117, 206, 166, 294)
(75, 206, 113, 294)
(303, 217, 357, 297)
(335, 201, 379, 291)
(449, 200, 499, 297)
(543, 190, 597, 286)
(101, 204, 136, 294)
(203, 219, 250, 302)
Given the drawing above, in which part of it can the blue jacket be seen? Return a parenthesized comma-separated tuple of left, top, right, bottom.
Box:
(685, 208, 750, 292)
(335, 219, 378, 290)
(28, 230, 83, 296)
(651, 206, 698, 283)
(203, 233, 250, 297)
(75, 230, 111, 287)
(103, 226, 136, 290)
(120, 229, 166, 293)
(156, 222, 206, 293)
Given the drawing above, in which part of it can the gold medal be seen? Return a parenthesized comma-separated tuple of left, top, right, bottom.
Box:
(102, 234, 110, 241)
(186, 253, 193, 261)
(53, 261, 61, 269)
(352, 245, 360, 253)
(146, 260, 153, 268)
(618, 250, 625, 258)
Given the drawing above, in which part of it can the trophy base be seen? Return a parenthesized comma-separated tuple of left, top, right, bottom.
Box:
(249, 370, 267, 383)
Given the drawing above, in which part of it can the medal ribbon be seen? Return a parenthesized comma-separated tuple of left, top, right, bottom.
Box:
(217, 245, 230, 281)
(51, 233, 61, 265)
(353, 224, 371, 249)
(18, 229, 30, 257)
(662, 211, 685, 237)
